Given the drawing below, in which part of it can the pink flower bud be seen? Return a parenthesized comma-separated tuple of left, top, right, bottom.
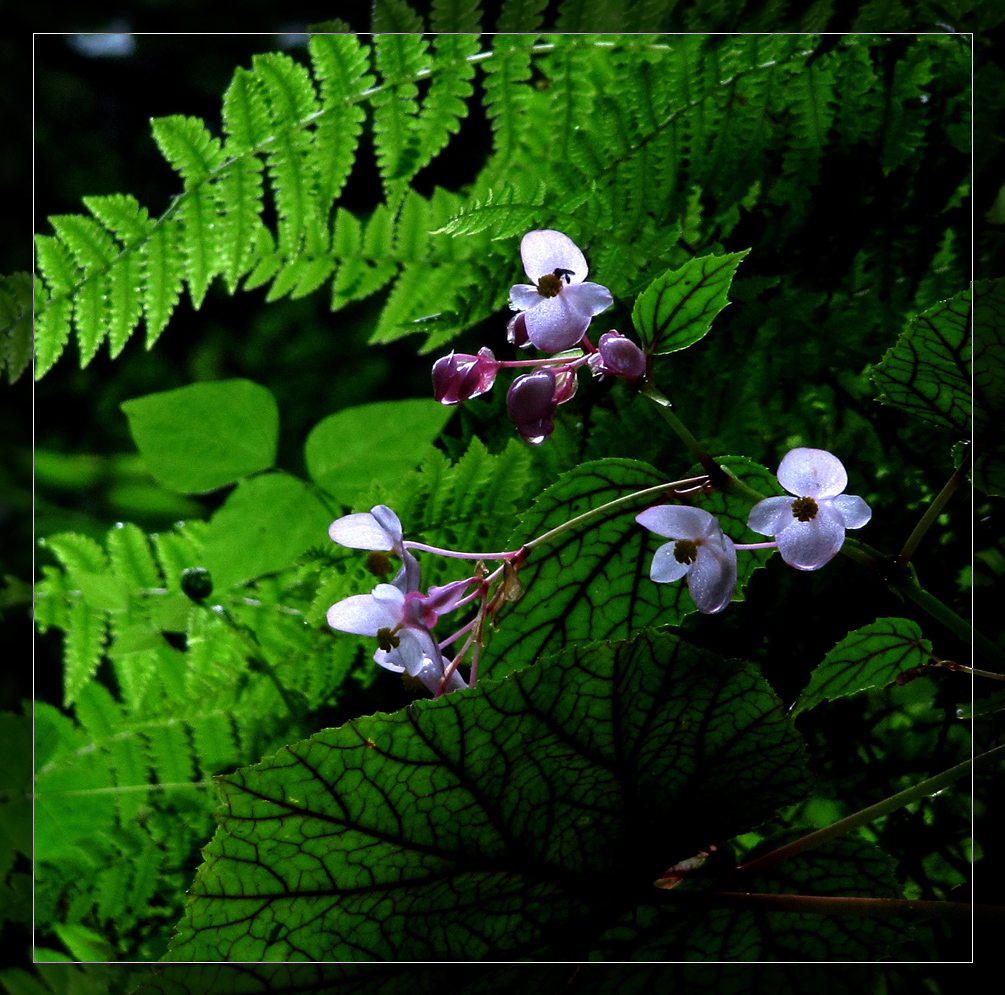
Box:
(431, 347, 499, 404)
(507, 312, 530, 348)
(597, 331, 647, 381)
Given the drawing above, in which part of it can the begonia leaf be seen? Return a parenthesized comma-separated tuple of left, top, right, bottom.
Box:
(793, 617, 933, 716)
(167, 629, 808, 961)
(484, 457, 776, 679)
(872, 288, 970, 437)
(121, 379, 278, 494)
(632, 251, 749, 356)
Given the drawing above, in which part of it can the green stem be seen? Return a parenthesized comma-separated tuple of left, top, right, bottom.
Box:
(640, 382, 767, 503)
(521, 474, 710, 554)
(736, 742, 1005, 878)
(896, 452, 970, 567)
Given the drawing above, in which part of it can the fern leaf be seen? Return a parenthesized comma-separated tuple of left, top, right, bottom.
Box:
(308, 34, 373, 211)
(0, 272, 32, 383)
(221, 66, 270, 152)
(372, 33, 430, 193)
(106, 523, 162, 590)
(35, 234, 79, 294)
(105, 252, 143, 358)
(881, 43, 934, 174)
(144, 720, 196, 786)
(413, 33, 479, 176)
(150, 115, 226, 185)
(251, 53, 322, 257)
(82, 193, 153, 244)
(178, 187, 220, 308)
(494, 0, 548, 31)
(63, 604, 107, 707)
(481, 35, 538, 167)
(214, 158, 265, 294)
(190, 711, 240, 776)
(34, 284, 73, 379)
(141, 221, 185, 348)
(430, 0, 481, 31)
(43, 532, 108, 575)
(372, 0, 426, 31)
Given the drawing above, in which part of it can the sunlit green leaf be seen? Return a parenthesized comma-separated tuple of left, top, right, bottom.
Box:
(201, 473, 333, 590)
(168, 630, 808, 960)
(121, 379, 279, 494)
(304, 399, 453, 505)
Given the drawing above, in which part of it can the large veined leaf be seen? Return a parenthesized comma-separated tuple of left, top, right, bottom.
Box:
(167, 630, 809, 961)
(792, 617, 933, 716)
(121, 379, 279, 494)
(632, 250, 749, 356)
(871, 286, 970, 437)
(483, 456, 777, 680)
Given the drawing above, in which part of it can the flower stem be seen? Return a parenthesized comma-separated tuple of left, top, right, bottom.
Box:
(736, 742, 1005, 878)
(403, 540, 519, 561)
(640, 383, 767, 502)
(521, 475, 711, 553)
(896, 450, 971, 567)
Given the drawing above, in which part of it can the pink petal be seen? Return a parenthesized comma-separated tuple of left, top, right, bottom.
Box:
(509, 284, 543, 311)
(747, 496, 795, 537)
(829, 493, 872, 530)
(520, 229, 588, 284)
(326, 591, 400, 635)
(563, 280, 613, 317)
(649, 541, 692, 584)
(776, 448, 848, 499)
(775, 511, 846, 570)
(523, 294, 591, 352)
(637, 504, 716, 540)
(688, 535, 737, 614)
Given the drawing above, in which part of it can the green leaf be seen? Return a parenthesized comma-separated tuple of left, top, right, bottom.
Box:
(304, 399, 454, 504)
(633, 250, 750, 356)
(0, 272, 33, 383)
(201, 473, 333, 591)
(485, 457, 776, 680)
(792, 617, 933, 716)
(872, 286, 970, 436)
(121, 379, 279, 494)
(168, 629, 809, 960)
(53, 922, 116, 962)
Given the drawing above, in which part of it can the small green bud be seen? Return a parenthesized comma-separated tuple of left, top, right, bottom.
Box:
(181, 567, 213, 602)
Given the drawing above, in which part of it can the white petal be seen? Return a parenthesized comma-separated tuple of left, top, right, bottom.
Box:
(776, 448, 848, 499)
(523, 294, 590, 352)
(563, 281, 613, 317)
(775, 512, 846, 570)
(637, 504, 716, 540)
(509, 284, 543, 311)
(370, 505, 403, 544)
(329, 511, 396, 551)
(747, 496, 795, 537)
(829, 493, 872, 530)
(688, 536, 737, 614)
(373, 648, 405, 674)
(520, 229, 588, 284)
(327, 592, 399, 635)
(392, 550, 422, 594)
(649, 542, 691, 583)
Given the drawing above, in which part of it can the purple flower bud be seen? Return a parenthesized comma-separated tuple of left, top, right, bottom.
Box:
(552, 368, 578, 406)
(597, 331, 647, 381)
(507, 369, 558, 445)
(431, 347, 498, 404)
(507, 369, 556, 422)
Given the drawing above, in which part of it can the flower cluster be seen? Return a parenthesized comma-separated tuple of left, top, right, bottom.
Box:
(636, 448, 871, 614)
(430, 229, 647, 445)
(326, 505, 517, 696)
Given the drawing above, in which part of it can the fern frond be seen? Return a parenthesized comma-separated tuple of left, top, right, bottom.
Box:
(140, 221, 185, 348)
(881, 42, 935, 174)
(0, 272, 32, 382)
(150, 114, 226, 184)
(495, 0, 548, 31)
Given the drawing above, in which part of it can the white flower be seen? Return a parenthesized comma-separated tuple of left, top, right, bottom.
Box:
(747, 448, 872, 571)
(635, 505, 737, 614)
(326, 581, 470, 694)
(508, 230, 613, 352)
(329, 504, 420, 592)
